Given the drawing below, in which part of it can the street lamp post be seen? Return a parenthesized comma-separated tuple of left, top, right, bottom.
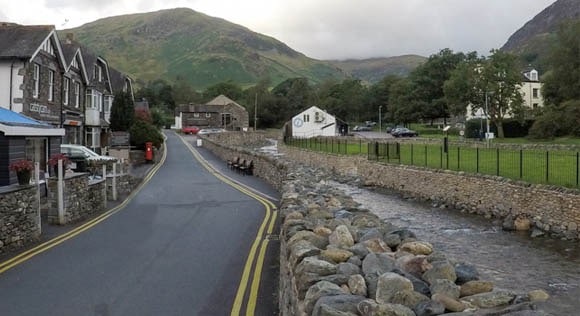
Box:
(379, 106, 382, 133)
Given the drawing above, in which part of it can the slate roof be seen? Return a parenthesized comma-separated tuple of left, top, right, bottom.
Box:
(0, 23, 53, 59)
(59, 35, 81, 66)
(109, 67, 131, 94)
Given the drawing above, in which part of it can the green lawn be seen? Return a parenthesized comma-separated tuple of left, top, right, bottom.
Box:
(288, 137, 580, 189)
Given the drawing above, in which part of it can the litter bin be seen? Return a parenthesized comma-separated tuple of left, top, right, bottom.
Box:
(196, 139, 202, 147)
(145, 142, 153, 162)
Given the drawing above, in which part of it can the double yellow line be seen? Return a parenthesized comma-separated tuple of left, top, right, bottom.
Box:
(0, 141, 167, 275)
(178, 136, 278, 316)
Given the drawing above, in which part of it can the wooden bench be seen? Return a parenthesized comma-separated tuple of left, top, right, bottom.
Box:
(238, 160, 254, 176)
(227, 157, 239, 170)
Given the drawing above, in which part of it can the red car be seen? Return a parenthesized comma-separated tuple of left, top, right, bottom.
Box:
(182, 126, 200, 134)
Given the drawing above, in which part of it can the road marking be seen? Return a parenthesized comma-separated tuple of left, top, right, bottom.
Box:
(0, 143, 168, 274)
(177, 134, 278, 316)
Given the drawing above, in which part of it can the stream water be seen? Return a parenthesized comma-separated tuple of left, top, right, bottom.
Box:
(329, 181, 580, 315)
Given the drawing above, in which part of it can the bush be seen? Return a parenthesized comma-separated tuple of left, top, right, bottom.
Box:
(529, 101, 580, 139)
(466, 118, 534, 138)
(129, 120, 163, 149)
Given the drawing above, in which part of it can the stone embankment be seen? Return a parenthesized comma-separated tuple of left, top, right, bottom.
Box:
(201, 133, 551, 316)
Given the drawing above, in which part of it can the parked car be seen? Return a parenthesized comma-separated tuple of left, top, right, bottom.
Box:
(60, 144, 117, 172)
(353, 125, 372, 132)
(364, 121, 377, 127)
(198, 128, 226, 135)
(182, 126, 200, 134)
(391, 127, 419, 137)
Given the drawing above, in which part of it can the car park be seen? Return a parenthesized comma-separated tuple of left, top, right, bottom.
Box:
(182, 126, 200, 134)
(391, 127, 419, 137)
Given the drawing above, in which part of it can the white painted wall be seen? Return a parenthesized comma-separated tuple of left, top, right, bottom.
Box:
(85, 108, 100, 126)
(520, 81, 544, 110)
(291, 106, 337, 138)
(0, 61, 25, 112)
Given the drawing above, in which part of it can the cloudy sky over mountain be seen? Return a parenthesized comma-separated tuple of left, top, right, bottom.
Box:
(1, 0, 556, 59)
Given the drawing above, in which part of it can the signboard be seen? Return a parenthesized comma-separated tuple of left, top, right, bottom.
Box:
(111, 131, 130, 147)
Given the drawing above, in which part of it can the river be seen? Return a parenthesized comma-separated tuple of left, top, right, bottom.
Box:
(329, 181, 580, 315)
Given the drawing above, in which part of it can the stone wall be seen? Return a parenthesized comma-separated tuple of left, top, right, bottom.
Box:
(0, 185, 40, 253)
(280, 145, 580, 240)
(47, 174, 106, 224)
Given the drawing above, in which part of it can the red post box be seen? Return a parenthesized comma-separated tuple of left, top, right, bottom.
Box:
(145, 142, 153, 162)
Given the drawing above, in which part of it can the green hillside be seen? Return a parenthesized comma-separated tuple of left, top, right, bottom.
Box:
(329, 55, 426, 83)
(62, 8, 346, 89)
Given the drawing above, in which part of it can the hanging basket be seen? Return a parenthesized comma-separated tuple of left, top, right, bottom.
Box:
(17, 170, 31, 185)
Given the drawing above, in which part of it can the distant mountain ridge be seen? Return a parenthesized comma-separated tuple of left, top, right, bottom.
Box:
(328, 55, 426, 83)
(62, 8, 346, 89)
(501, 0, 580, 70)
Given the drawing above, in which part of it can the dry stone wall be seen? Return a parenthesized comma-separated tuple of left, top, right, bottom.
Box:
(0, 185, 39, 253)
(47, 174, 106, 224)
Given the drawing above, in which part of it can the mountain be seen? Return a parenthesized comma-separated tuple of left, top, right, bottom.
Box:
(62, 8, 346, 90)
(501, 0, 580, 70)
(328, 55, 426, 83)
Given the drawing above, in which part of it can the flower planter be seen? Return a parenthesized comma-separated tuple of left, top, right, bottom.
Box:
(17, 170, 31, 185)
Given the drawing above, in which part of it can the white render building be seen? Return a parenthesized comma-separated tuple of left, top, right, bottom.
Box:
(291, 106, 339, 138)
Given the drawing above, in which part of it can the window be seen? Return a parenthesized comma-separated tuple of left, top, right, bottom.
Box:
(42, 40, 55, 56)
(85, 127, 100, 149)
(72, 56, 79, 69)
(205, 112, 211, 118)
(194, 113, 200, 118)
(48, 70, 54, 101)
(303, 114, 310, 122)
(33, 64, 40, 98)
(93, 65, 98, 80)
(104, 95, 112, 112)
(533, 103, 539, 109)
(74, 82, 80, 108)
(533, 88, 539, 98)
(63, 78, 70, 105)
(86, 89, 102, 109)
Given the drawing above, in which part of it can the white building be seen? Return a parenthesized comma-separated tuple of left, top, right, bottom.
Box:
(291, 106, 338, 138)
(466, 68, 544, 121)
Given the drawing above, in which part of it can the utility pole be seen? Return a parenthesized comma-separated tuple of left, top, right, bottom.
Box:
(254, 92, 257, 131)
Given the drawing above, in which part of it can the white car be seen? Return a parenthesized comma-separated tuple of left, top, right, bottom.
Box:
(60, 144, 117, 172)
(198, 128, 226, 135)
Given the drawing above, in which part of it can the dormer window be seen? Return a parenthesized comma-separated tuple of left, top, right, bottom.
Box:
(42, 39, 55, 56)
(530, 70, 538, 81)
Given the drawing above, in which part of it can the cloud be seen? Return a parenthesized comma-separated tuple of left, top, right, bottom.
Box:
(2, 0, 557, 59)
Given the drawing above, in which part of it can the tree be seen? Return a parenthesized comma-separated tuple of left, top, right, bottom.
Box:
(408, 49, 468, 124)
(203, 80, 243, 102)
(367, 75, 402, 124)
(109, 91, 135, 132)
(173, 77, 201, 106)
(388, 78, 423, 125)
(444, 50, 524, 138)
(542, 20, 580, 106)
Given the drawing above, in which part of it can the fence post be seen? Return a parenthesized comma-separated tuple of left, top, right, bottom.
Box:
(113, 162, 118, 201)
(411, 143, 414, 165)
(546, 151, 549, 183)
(35, 162, 41, 234)
(440, 146, 443, 169)
(425, 145, 427, 166)
(446, 147, 449, 170)
(520, 149, 523, 179)
(359, 139, 362, 154)
(496, 148, 500, 176)
(476, 148, 479, 173)
(102, 164, 107, 204)
(57, 159, 64, 225)
(576, 152, 579, 188)
(457, 147, 460, 170)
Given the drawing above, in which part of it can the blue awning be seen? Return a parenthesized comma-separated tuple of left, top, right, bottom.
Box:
(0, 107, 64, 136)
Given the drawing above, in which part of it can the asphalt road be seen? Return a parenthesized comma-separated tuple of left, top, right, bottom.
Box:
(0, 131, 280, 316)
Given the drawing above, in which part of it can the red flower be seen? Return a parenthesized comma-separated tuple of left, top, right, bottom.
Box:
(48, 153, 70, 167)
(9, 159, 34, 172)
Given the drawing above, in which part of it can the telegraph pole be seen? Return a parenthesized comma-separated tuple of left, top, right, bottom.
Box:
(254, 92, 257, 131)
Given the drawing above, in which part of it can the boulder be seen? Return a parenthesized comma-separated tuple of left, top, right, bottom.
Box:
(362, 253, 396, 276)
(375, 272, 414, 304)
(314, 226, 333, 237)
(430, 279, 460, 299)
(350, 243, 371, 258)
(304, 281, 344, 315)
(322, 249, 354, 263)
(432, 293, 466, 312)
(288, 230, 329, 250)
(348, 274, 367, 296)
(358, 300, 416, 316)
(454, 262, 479, 284)
(296, 256, 337, 276)
(399, 241, 434, 256)
(329, 225, 355, 248)
(422, 261, 457, 285)
(460, 281, 493, 297)
(289, 240, 321, 267)
(362, 238, 392, 253)
(413, 300, 446, 316)
(312, 294, 366, 316)
(527, 289, 550, 302)
(398, 255, 432, 278)
(337, 262, 361, 276)
(390, 290, 430, 309)
(461, 290, 516, 308)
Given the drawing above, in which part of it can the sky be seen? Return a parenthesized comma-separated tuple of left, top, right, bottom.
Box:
(0, 0, 556, 60)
